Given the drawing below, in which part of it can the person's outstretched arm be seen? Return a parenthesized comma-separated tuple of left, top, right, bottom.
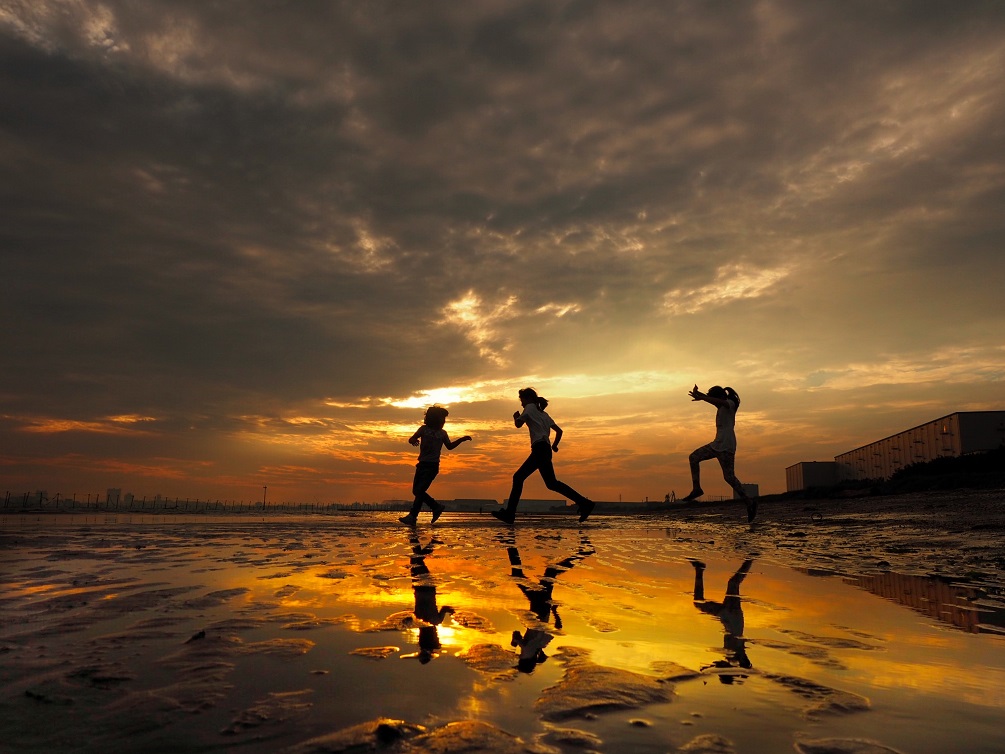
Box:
(445, 435, 471, 450)
(551, 423, 563, 452)
(689, 384, 729, 408)
(408, 427, 423, 446)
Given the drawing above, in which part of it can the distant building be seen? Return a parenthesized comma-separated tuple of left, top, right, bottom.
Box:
(503, 498, 567, 513)
(787, 411, 1005, 490)
(450, 499, 499, 512)
(836, 411, 1005, 481)
(106, 488, 121, 504)
(786, 462, 839, 492)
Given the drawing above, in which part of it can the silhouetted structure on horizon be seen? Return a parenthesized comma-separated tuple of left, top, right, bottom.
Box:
(787, 410, 1005, 491)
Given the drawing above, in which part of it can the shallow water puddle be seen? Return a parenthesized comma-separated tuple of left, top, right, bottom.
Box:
(1, 514, 1003, 753)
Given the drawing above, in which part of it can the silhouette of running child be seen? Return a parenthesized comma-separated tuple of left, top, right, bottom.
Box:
(690, 558, 754, 680)
(504, 532, 595, 672)
(492, 387, 595, 525)
(684, 384, 757, 522)
(400, 405, 470, 526)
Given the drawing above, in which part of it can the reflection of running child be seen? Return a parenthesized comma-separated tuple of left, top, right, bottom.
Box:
(407, 532, 453, 663)
(506, 533, 595, 629)
(492, 387, 595, 524)
(684, 384, 757, 523)
(400, 405, 471, 526)
(505, 532, 594, 673)
(691, 559, 754, 674)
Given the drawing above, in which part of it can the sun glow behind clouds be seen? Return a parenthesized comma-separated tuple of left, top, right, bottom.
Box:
(386, 370, 692, 410)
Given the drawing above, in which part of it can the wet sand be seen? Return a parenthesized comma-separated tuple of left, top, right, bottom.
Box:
(1, 489, 1003, 753)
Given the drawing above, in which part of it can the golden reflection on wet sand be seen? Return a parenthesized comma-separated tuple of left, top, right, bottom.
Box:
(1, 513, 1003, 753)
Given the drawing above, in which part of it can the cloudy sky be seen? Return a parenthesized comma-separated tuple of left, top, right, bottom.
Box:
(2, 1, 1003, 505)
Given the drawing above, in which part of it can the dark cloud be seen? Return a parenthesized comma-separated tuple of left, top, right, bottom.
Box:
(2, 1, 1003, 498)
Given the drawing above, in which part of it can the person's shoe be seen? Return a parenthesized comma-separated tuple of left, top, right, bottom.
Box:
(491, 509, 515, 525)
(577, 500, 595, 523)
(682, 487, 704, 501)
(746, 498, 758, 523)
(431, 502, 446, 523)
(399, 514, 417, 526)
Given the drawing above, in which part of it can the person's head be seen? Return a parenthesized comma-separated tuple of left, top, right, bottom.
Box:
(518, 387, 548, 411)
(424, 405, 449, 429)
(709, 385, 740, 407)
(517, 650, 547, 673)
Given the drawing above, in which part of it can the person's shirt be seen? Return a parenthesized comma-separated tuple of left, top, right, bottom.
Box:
(709, 398, 738, 453)
(520, 403, 553, 446)
(416, 426, 450, 463)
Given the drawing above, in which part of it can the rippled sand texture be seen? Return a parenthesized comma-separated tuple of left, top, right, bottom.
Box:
(1, 491, 1004, 753)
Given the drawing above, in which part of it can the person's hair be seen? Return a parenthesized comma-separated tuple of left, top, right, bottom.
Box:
(724, 386, 740, 407)
(709, 385, 741, 407)
(423, 405, 449, 428)
(518, 387, 549, 411)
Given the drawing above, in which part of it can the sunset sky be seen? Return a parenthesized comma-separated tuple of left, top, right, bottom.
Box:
(2, 1, 1003, 505)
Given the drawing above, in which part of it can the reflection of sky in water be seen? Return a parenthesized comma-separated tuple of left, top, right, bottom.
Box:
(1, 514, 1003, 753)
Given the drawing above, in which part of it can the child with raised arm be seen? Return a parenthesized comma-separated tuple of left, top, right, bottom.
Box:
(400, 405, 471, 526)
(492, 387, 595, 524)
(684, 384, 756, 522)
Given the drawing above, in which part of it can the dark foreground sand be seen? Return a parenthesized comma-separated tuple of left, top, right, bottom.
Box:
(676, 487, 1005, 579)
(1, 488, 1003, 754)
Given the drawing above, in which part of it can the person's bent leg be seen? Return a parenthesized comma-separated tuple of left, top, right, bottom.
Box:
(691, 560, 706, 601)
(537, 447, 591, 507)
(716, 453, 757, 522)
(506, 451, 540, 514)
(684, 445, 716, 500)
(409, 463, 439, 514)
(717, 453, 747, 499)
(724, 559, 753, 605)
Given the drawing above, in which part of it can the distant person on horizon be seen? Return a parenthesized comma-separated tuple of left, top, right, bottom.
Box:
(492, 387, 595, 524)
(684, 384, 756, 522)
(399, 405, 470, 526)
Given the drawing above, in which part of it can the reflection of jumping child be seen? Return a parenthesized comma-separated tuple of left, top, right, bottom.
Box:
(400, 405, 471, 525)
(684, 384, 757, 522)
(691, 558, 754, 673)
(492, 387, 595, 524)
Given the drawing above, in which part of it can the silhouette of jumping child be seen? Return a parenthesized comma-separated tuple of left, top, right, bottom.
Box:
(492, 387, 595, 524)
(691, 558, 754, 680)
(684, 384, 757, 522)
(505, 532, 594, 672)
(400, 405, 471, 525)
(403, 532, 454, 663)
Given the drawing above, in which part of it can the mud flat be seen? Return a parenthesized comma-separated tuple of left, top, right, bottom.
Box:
(1, 488, 1003, 753)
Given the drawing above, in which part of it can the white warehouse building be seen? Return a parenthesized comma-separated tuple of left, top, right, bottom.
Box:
(836, 411, 1005, 482)
(786, 411, 1005, 491)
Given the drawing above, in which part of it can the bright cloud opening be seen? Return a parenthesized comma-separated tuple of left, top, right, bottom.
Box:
(663, 264, 792, 315)
(441, 291, 518, 366)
